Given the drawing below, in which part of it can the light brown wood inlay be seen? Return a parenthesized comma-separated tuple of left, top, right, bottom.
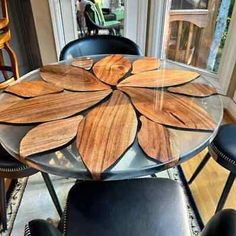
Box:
(0, 90, 112, 124)
(132, 57, 161, 74)
(76, 90, 137, 179)
(20, 115, 83, 158)
(40, 64, 109, 91)
(120, 87, 216, 131)
(138, 116, 179, 164)
(118, 69, 199, 88)
(167, 82, 217, 97)
(71, 57, 93, 70)
(0, 95, 23, 113)
(5, 80, 63, 98)
(93, 54, 131, 85)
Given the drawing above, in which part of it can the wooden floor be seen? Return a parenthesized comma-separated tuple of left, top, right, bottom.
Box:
(182, 110, 236, 224)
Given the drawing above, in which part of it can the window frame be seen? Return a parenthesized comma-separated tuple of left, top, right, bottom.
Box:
(48, 0, 148, 59)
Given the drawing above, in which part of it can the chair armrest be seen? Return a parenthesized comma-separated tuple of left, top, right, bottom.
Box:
(201, 209, 236, 236)
(24, 219, 62, 236)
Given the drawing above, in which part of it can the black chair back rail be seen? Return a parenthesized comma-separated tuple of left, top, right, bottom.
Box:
(59, 35, 142, 61)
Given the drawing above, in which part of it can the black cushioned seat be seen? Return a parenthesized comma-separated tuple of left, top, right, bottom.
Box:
(0, 144, 35, 176)
(59, 35, 142, 61)
(188, 124, 236, 213)
(25, 179, 236, 236)
(25, 178, 192, 236)
(209, 124, 236, 173)
(201, 209, 236, 236)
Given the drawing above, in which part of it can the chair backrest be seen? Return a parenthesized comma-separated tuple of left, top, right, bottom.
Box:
(167, 10, 208, 64)
(85, 1, 104, 25)
(59, 35, 143, 61)
(0, 0, 9, 30)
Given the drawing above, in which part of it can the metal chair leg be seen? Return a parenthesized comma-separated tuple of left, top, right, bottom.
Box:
(41, 172, 63, 217)
(0, 177, 7, 231)
(188, 152, 211, 184)
(215, 172, 235, 213)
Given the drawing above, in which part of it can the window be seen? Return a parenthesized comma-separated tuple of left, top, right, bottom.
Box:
(148, 0, 236, 94)
(167, 0, 235, 74)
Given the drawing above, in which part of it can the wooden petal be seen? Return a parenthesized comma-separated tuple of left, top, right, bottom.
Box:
(167, 83, 217, 97)
(76, 90, 137, 179)
(5, 81, 63, 98)
(138, 116, 179, 164)
(93, 54, 131, 85)
(118, 69, 199, 88)
(20, 115, 83, 158)
(0, 95, 23, 113)
(40, 64, 109, 91)
(120, 87, 216, 131)
(132, 57, 160, 74)
(71, 57, 93, 70)
(0, 90, 112, 124)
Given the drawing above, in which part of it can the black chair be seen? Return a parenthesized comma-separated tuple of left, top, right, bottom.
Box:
(59, 35, 142, 61)
(0, 144, 62, 231)
(24, 178, 236, 236)
(188, 124, 236, 213)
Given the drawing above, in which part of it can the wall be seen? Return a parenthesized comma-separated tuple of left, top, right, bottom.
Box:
(30, 0, 57, 65)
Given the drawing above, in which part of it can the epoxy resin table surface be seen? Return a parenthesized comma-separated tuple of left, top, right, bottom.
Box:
(0, 55, 223, 180)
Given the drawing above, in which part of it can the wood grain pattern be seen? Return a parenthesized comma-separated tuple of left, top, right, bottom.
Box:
(40, 64, 109, 91)
(20, 115, 83, 158)
(167, 82, 217, 97)
(118, 69, 199, 88)
(0, 95, 23, 113)
(132, 57, 161, 74)
(120, 87, 216, 131)
(93, 54, 131, 85)
(0, 90, 112, 124)
(138, 116, 179, 164)
(71, 57, 93, 70)
(5, 80, 63, 98)
(76, 90, 137, 179)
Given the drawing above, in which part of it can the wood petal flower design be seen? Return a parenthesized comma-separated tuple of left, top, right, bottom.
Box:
(76, 90, 137, 179)
(120, 87, 216, 131)
(40, 64, 109, 91)
(5, 80, 63, 98)
(118, 69, 199, 88)
(0, 55, 220, 180)
(93, 54, 131, 85)
(167, 82, 217, 97)
(138, 116, 179, 164)
(20, 115, 83, 158)
(132, 57, 160, 74)
(71, 57, 93, 70)
(0, 90, 112, 124)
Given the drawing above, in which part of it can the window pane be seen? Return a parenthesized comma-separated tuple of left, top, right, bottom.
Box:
(171, 0, 208, 9)
(167, 0, 235, 73)
(76, 0, 125, 37)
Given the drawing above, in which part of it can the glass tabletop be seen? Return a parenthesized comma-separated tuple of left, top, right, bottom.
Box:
(0, 55, 223, 180)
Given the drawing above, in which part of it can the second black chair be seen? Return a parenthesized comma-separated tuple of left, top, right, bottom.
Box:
(188, 124, 236, 213)
(59, 35, 142, 61)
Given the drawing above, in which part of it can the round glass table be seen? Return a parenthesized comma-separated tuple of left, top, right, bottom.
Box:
(0, 55, 223, 180)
